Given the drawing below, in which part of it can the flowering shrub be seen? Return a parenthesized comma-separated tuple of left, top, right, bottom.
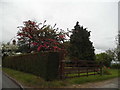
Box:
(102, 66, 112, 75)
(2, 43, 18, 56)
(17, 20, 68, 52)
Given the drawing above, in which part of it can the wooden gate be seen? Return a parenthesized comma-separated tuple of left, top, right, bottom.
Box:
(59, 60, 102, 79)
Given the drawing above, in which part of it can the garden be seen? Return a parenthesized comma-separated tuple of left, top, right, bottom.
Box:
(2, 20, 120, 88)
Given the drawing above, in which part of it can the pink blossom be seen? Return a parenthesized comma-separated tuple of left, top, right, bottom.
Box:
(17, 33, 27, 37)
(44, 41, 49, 44)
(59, 35, 65, 39)
(53, 46, 61, 51)
(108, 67, 110, 69)
(48, 39, 56, 42)
(31, 42, 38, 46)
(17, 33, 23, 36)
(37, 45, 43, 51)
(18, 38, 22, 40)
(54, 42, 60, 45)
(28, 35, 32, 39)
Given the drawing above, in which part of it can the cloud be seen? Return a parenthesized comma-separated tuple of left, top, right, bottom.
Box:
(95, 49, 105, 54)
(0, 0, 118, 53)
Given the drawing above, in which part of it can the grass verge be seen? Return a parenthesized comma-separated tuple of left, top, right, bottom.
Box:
(3, 68, 119, 88)
(66, 69, 119, 84)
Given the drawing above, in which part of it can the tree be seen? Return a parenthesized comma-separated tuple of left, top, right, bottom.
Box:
(69, 22, 95, 60)
(96, 53, 112, 67)
(106, 49, 116, 60)
(106, 48, 119, 61)
(115, 30, 120, 61)
(17, 20, 67, 53)
(2, 41, 18, 56)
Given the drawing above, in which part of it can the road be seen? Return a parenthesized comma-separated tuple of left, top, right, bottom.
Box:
(0, 68, 2, 90)
(0, 53, 21, 89)
(2, 72, 21, 89)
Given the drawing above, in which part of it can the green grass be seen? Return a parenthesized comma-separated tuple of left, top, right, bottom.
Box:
(66, 69, 119, 84)
(3, 68, 67, 88)
(3, 68, 119, 88)
(66, 71, 99, 77)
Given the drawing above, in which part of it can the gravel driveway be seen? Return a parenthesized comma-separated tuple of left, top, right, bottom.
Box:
(65, 77, 119, 89)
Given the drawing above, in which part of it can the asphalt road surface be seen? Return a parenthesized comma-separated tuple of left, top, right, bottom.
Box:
(2, 72, 21, 89)
(0, 68, 2, 90)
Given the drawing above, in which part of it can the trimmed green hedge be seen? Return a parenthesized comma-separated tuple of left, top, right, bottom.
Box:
(3, 52, 60, 80)
(110, 64, 120, 69)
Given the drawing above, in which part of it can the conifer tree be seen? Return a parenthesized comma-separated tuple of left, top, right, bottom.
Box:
(69, 22, 95, 60)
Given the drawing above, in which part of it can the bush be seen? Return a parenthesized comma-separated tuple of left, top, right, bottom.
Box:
(3, 52, 60, 80)
(110, 64, 120, 69)
(96, 53, 112, 67)
(102, 66, 112, 75)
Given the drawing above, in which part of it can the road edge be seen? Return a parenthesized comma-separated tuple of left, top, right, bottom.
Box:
(2, 72, 24, 90)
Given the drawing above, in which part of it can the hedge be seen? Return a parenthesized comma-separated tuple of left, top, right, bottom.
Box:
(3, 52, 61, 80)
(110, 64, 120, 69)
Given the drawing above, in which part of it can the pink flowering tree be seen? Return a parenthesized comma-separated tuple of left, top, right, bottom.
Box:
(17, 20, 68, 53)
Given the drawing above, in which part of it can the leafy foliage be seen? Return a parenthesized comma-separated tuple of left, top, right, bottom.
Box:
(3, 52, 60, 80)
(111, 64, 120, 69)
(96, 53, 112, 67)
(2, 43, 18, 56)
(106, 48, 119, 61)
(102, 66, 111, 75)
(69, 22, 95, 60)
(17, 20, 67, 53)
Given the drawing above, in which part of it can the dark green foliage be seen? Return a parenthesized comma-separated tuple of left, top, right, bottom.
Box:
(111, 64, 120, 69)
(3, 52, 60, 80)
(17, 39, 31, 53)
(69, 22, 95, 60)
(102, 66, 112, 75)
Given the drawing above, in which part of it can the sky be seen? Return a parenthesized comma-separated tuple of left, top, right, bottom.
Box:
(0, 0, 119, 54)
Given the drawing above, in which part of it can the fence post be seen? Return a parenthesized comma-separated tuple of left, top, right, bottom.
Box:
(77, 62, 80, 77)
(59, 50, 65, 79)
(59, 60, 65, 79)
(87, 68, 88, 77)
(94, 67, 95, 75)
(100, 62, 103, 76)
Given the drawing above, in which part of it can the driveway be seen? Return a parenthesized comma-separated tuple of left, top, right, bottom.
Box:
(65, 77, 119, 89)
(95, 77, 119, 88)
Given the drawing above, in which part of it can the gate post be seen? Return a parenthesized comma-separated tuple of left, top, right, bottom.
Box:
(59, 50, 65, 79)
(99, 61, 103, 76)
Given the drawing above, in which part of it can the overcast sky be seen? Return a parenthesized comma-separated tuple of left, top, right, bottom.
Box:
(0, 0, 119, 53)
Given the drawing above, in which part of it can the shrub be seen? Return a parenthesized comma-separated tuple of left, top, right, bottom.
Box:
(3, 52, 61, 80)
(102, 66, 112, 75)
(111, 64, 120, 69)
(96, 53, 112, 67)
